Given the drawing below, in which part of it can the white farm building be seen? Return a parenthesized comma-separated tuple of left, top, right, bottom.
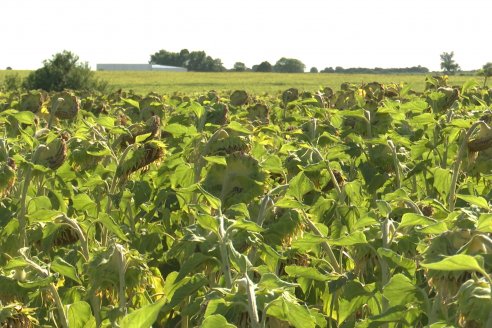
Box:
(96, 64, 187, 72)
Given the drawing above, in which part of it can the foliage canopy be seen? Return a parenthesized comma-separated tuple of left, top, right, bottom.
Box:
(23, 51, 106, 92)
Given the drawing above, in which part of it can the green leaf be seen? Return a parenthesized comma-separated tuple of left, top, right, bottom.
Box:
(161, 275, 207, 314)
(27, 209, 62, 222)
(383, 274, 419, 307)
(120, 298, 166, 328)
(72, 194, 96, 212)
(267, 296, 325, 328)
(411, 113, 435, 124)
(121, 97, 140, 109)
(329, 231, 367, 246)
(198, 185, 222, 209)
(275, 196, 308, 209)
(230, 219, 264, 233)
(51, 256, 82, 284)
(431, 168, 452, 199)
(258, 273, 298, 290)
(286, 172, 315, 202)
(456, 194, 490, 210)
(398, 213, 436, 229)
(196, 214, 219, 235)
(177, 253, 218, 281)
(285, 265, 332, 281)
(163, 123, 194, 136)
(477, 214, 492, 233)
(227, 121, 252, 134)
(135, 132, 152, 143)
(4, 257, 29, 270)
(377, 248, 416, 276)
(67, 301, 96, 328)
(95, 116, 115, 128)
(421, 254, 486, 274)
(18, 276, 56, 288)
(203, 156, 227, 166)
(202, 314, 236, 328)
(416, 221, 448, 234)
(13, 111, 36, 125)
(96, 213, 129, 242)
(339, 109, 367, 121)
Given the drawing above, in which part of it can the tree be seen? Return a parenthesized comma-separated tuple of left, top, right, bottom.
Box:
(273, 58, 305, 73)
(254, 61, 272, 72)
(149, 49, 187, 67)
(233, 62, 247, 72)
(310, 67, 318, 73)
(23, 50, 106, 92)
(478, 62, 492, 87)
(321, 67, 335, 73)
(440, 51, 460, 75)
(150, 49, 225, 72)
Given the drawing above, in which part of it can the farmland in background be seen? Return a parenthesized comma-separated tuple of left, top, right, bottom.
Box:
(0, 70, 486, 94)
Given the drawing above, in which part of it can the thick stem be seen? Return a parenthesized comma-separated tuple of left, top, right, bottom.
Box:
(103, 144, 136, 245)
(218, 215, 233, 288)
(448, 121, 482, 211)
(18, 147, 44, 248)
(364, 110, 372, 140)
(244, 274, 260, 328)
(59, 215, 89, 260)
(380, 218, 390, 328)
(441, 110, 454, 168)
(116, 244, 127, 316)
(302, 212, 341, 273)
(387, 140, 401, 189)
(20, 252, 68, 328)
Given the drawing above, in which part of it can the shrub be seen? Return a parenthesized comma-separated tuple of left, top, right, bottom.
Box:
(2, 73, 22, 91)
(23, 51, 107, 92)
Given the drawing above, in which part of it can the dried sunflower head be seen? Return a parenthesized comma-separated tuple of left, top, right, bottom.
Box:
(34, 134, 68, 170)
(116, 140, 165, 180)
(52, 92, 80, 120)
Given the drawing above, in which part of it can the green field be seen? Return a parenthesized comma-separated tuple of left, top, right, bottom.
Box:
(1, 70, 486, 95)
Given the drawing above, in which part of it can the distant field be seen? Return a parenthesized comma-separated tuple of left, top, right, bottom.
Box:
(0, 70, 486, 95)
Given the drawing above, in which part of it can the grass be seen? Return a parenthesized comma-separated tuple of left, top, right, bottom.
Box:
(0, 70, 487, 95)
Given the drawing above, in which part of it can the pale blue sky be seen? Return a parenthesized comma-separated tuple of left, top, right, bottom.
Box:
(1, 0, 490, 71)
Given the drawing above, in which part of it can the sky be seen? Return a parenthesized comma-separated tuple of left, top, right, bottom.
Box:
(1, 0, 491, 71)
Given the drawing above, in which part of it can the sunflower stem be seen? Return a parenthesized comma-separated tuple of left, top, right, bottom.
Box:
(448, 121, 482, 212)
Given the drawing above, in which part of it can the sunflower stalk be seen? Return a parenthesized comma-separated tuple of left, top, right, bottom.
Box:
(380, 217, 391, 325)
(302, 210, 341, 273)
(18, 146, 44, 248)
(19, 249, 68, 328)
(448, 121, 483, 211)
(116, 244, 127, 316)
(387, 139, 401, 189)
(218, 214, 233, 289)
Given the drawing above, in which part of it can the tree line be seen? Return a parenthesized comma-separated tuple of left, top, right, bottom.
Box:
(149, 48, 435, 74)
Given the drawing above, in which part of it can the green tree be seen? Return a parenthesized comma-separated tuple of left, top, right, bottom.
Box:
(440, 51, 460, 75)
(310, 67, 318, 73)
(23, 51, 106, 91)
(150, 49, 224, 72)
(321, 67, 335, 73)
(149, 49, 188, 67)
(273, 57, 306, 73)
(253, 61, 272, 72)
(233, 62, 247, 72)
(478, 62, 492, 87)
